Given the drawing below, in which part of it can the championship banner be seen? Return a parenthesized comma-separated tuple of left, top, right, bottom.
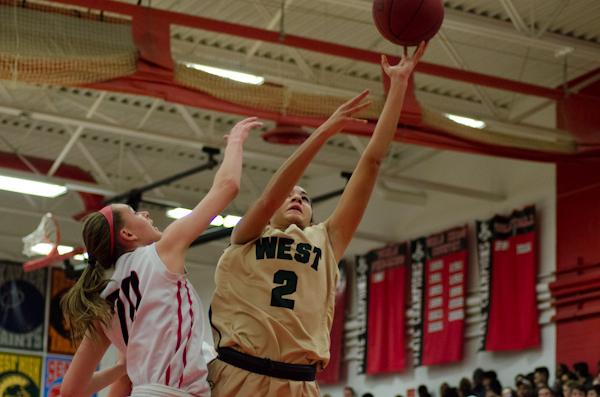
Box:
(44, 355, 96, 397)
(410, 226, 468, 366)
(365, 243, 408, 374)
(0, 261, 46, 351)
(48, 269, 77, 355)
(477, 205, 540, 351)
(0, 351, 42, 396)
(355, 255, 369, 374)
(317, 261, 347, 384)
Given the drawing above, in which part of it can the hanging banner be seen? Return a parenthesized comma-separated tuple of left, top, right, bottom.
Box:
(0, 351, 42, 396)
(44, 355, 97, 397)
(355, 255, 369, 375)
(316, 261, 347, 384)
(48, 269, 77, 355)
(411, 226, 468, 366)
(0, 261, 46, 351)
(477, 205, 540, 351)
(365, 243, 408, 374)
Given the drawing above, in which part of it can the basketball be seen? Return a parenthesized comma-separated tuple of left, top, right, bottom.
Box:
(373, 0, 444, 46)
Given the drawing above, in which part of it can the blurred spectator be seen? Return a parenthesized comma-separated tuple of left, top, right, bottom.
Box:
(564, 380, 579, 397)
(419, 385, 433, 397)
(474, 369, 487, 397)
(574, 363, 594, 389)
(587, 386, 600, 397)
(503, 388, 518, 397)
(538, 386, 556, 397)
(535, 368, 550, 388)
(344, 386, 357, 397)
(459, 377, 474, 397)
(570, 385, 586, 397)
(517, 378, 535, 397)
(362, 393, 374, 397)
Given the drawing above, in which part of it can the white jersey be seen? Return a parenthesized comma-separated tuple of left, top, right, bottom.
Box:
(100, 243, 214, 396)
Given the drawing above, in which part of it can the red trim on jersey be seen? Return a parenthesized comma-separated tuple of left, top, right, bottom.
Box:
(179, 281, 195, 388)
(165, 365, 171, 386)
(176, 281, 183, 351)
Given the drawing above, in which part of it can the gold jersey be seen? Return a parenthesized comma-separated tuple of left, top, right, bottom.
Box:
(210, 222, 339, 368)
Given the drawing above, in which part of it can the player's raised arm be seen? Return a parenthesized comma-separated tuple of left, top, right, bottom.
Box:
(325, 42, 427, 261)
(231, 91, 372, 245)
(156, 117, 261, 273)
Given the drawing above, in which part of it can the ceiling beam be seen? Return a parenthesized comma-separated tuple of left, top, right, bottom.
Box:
(0, 103, 508, 203)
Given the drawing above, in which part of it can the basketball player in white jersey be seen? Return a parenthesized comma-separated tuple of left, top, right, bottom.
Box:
(208, 42, 426, 396)
(60, 117, 262, 397)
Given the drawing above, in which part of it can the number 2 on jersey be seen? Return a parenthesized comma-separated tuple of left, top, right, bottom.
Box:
(270, 270, 297, 310)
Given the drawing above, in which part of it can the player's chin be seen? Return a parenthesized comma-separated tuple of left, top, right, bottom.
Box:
(286, 213, 310, 228)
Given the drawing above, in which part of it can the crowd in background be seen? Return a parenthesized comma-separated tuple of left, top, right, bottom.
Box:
(332, 360, 600, 397)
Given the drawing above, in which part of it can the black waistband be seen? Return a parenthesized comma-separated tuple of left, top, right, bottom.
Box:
(217, 347, 317, 382)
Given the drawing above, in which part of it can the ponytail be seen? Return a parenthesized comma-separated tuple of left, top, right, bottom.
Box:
(61, 208, 123, 343)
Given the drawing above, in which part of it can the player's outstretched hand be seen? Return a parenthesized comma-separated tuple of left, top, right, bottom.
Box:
(381, 40, 427, 82)
(322, 89, 372, 134)
(225, 117, 263, 144)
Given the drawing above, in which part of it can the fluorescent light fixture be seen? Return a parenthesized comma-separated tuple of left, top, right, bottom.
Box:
(166, 208, 241, 228)
(166, 207, 192, 219)
(73, 252, 88, 261)
(445, 114, 486, 129)
(31, 243, 74, 256)
(210, 215, 224, 227)
(184, 63, 264, 85)
(0, 175, 67, 198)
(223, 215, 242, 228)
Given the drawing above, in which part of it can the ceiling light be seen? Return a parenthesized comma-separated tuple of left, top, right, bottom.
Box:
(166, 207, 192, 219)
(184, 63, 264, 85)
(445, 114, 486, 129)
(210, 215, 224, 227)
(31, 243, 74, 256)
(223, 215, 242, 228)
(0, 175, 67, 198)
(73, 252, 88, 262)
(166, 209, 240, 228)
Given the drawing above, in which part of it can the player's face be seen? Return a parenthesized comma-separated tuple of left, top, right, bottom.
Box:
(115, 204, 162, 246)
(270, 186, 313, 229)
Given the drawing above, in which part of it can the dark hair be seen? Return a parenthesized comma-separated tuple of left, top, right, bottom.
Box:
(573, 362, 590, 378)
(61, 208, 123, 343)
(443, 387, 460, 397)
(535, 367, 550, 381)
(589, 385, 600, 397)
(459, 377, 474, 397)
(362, 394, 375, 397)
(474, 368, 485, 385)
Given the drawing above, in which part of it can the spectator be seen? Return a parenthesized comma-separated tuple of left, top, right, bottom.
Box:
(570, 385, 586, 397)
(460, 377, 474, 397)
(538, 386, 556, 397)
(484, 371, 503, 396)
(474, 369, 487, 397)
(535, 368, 551, 388)
(503, 388, 518, 397)
(344, 386, 357, 397)
(362, 393, 375, 397)
(574, 363, 594, 389)
(419, 385, 433, 397)
(517, 378, 535, 397)
(441, 382, 450, 397)
(445, 387, 461, 397)
(555, 365, 570, 397)
(564, 380, 579, 397)
(587, 386, 600, 397)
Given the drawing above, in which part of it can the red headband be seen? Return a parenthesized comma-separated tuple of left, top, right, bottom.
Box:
(99, 205, 115, 258)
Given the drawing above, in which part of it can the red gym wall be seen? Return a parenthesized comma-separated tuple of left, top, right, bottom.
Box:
(555, 77, 600, 368)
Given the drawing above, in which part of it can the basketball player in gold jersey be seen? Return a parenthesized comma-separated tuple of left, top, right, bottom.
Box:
(208, 42, 427, 397)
